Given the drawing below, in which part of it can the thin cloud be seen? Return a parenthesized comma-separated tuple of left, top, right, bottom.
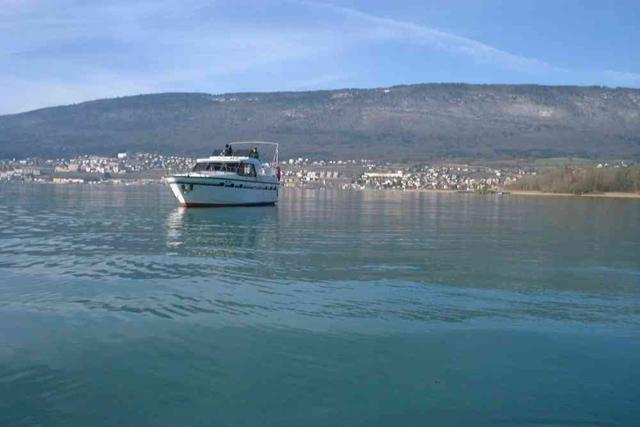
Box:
(299, 0, 559, 73)
(300, 1, 640, 89)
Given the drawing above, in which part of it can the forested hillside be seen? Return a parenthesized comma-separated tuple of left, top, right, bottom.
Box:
(1, 84, 639, 160)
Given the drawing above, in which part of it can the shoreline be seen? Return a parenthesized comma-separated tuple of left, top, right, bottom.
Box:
(507, 190, 640, 199)
(5, 180, 640, 199)
(358, 187, 640, 199)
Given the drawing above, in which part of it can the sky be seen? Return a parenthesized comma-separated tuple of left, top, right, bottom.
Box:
(1, 0, 639, 114)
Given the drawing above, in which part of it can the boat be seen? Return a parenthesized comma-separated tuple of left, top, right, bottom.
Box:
(165, 141, 281, 207)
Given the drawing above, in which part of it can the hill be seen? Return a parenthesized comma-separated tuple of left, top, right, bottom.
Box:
(1, 84, 639, 160)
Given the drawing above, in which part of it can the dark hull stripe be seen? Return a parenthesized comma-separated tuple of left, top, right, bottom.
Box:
(182, 202, 277, 207)
(169, 176, 280, 186)
(172, 180, 278, 191)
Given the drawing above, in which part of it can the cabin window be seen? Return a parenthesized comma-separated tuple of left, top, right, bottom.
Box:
(193, 162, 239, 172)
(238, 163, 256, 177)
(224, 163, 239, 173)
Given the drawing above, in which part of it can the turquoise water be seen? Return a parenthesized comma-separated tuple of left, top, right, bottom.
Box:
(1, 184, 639, 426)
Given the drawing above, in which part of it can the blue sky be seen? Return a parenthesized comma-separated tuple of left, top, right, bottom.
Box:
(1, 0, 639, 114)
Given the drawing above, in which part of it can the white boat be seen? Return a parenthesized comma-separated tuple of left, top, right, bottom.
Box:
(165, 141, 281, 207)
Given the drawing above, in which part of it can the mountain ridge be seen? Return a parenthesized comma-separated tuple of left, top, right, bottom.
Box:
(1, 83, 639, 160)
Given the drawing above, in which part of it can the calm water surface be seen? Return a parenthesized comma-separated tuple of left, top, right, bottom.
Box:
(1, 183, 639, 426)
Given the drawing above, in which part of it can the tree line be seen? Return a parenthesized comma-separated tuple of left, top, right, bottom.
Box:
(509, 166, 640, 194)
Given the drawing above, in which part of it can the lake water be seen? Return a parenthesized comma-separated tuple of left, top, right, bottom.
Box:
(1, 183, 639, 426)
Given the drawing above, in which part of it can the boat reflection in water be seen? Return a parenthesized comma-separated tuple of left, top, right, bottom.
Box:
(165, 205, 279, 260)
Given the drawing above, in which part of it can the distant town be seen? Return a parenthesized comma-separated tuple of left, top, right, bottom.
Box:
(0, 152, 634, 193)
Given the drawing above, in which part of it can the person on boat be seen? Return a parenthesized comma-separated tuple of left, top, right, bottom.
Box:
(249, 147, 259, 159)
(222, 144, 233, 156)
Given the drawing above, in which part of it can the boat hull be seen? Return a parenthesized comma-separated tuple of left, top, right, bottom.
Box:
(166, 176, 279, 207)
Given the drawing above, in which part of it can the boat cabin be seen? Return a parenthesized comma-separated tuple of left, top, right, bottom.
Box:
(191, 156, 267, 178)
